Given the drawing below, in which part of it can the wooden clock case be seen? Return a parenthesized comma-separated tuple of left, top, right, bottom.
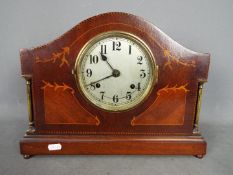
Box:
(19, 12, 210, 158)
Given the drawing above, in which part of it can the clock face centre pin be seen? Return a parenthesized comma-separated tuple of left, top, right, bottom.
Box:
(112, 69, 120, 77)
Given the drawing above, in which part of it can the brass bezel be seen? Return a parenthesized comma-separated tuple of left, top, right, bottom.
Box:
(74, 31, 158, 112)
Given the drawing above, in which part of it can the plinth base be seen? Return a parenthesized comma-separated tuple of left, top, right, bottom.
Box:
(20, 134, 206, 158)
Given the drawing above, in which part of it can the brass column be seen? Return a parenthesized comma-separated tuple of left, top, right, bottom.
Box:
(193, 82, 204, 133)
(24, 76, 35, 134)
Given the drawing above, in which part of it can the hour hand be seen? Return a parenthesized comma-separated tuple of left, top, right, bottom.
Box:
(100, 53, 108, 61)
(100, 53, 114, 70)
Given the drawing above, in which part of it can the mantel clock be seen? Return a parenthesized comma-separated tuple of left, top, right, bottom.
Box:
(19, 12, 210, 159)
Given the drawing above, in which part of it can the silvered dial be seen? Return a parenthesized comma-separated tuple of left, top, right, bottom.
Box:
(75, 32, 156, 111)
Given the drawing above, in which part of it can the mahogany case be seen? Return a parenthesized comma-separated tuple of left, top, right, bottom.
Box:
(19, 12, 210, 158)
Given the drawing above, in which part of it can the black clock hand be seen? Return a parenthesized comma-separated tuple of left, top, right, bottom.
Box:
(100, 53, 121, 77)
(86, 74, 113, 86)
(100, 53, 114, 70)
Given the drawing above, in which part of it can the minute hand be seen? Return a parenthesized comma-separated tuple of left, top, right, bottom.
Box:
(86, 74, 113, 86)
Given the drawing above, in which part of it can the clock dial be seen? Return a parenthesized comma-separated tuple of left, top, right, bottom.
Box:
(75, 32, 157, 111)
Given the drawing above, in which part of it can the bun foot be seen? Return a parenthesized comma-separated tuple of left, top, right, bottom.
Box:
(23, 154, 31, 159)
(194, 154, 204, 159)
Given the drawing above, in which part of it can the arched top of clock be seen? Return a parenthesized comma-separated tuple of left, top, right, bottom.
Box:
(20, 12, 210, 82)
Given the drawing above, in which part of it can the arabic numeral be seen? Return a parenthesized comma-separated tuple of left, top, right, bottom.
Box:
(126, 92, 132, 100)
(113, 41, 121, 51)
(140, 69, 146, 78)
(113, 95, 119, 103)
(86, 69, 92, 77)
(100, 91, 105, 100)
(137, 56, 143, 65)
(90, 55, 99, 64)
(129, 45, 131, 55)
(101, 45, 107, 54)
(136, 83, 141, 91)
